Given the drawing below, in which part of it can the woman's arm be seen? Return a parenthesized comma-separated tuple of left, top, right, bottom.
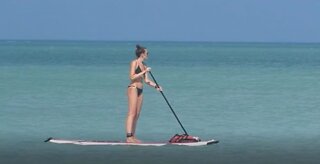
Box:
(144, 70, 162, 91)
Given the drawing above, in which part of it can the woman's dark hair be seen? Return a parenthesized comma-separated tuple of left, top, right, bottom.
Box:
(135, 44, 146, 57)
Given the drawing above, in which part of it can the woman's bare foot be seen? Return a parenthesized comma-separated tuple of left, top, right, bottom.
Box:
(126, 137, 138, 143)
(133, 137, 142, 143)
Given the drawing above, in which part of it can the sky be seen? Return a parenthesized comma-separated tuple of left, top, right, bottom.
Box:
(0, 0, 319, 42)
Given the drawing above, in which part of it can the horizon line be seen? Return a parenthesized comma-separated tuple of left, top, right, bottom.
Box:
(0, 39, 319, 44)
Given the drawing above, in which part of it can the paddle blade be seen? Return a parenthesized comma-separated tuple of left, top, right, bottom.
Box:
(169, 134, 201, 143)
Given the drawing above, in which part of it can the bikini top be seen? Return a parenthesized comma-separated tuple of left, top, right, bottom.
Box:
(135, 65, 142, 74)
(135, 61, 146, 74)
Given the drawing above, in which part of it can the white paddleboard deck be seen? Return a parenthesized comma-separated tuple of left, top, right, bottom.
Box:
(45, 137, 218, 146)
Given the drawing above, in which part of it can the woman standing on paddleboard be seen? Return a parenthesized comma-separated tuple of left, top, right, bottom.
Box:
(126, 45, 162, 143)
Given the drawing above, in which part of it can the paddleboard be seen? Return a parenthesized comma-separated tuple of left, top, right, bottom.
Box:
(45, 137, 219, 146)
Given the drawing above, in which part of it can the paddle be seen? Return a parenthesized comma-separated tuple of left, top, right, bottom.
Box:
(148, 71, 189, 135)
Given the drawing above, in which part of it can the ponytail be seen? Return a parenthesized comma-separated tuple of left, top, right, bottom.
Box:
(135, 44, 146, 57)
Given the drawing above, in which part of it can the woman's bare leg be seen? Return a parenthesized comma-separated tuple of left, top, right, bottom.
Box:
(132, 94, 143, 142)
(126, 87, 138, 143)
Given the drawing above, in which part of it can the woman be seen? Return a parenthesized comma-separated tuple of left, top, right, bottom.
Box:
(126, 45, 162, 143)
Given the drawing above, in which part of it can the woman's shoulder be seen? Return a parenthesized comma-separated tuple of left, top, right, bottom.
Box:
(130, 60, 137, 66)
(130, 59, 146, 68)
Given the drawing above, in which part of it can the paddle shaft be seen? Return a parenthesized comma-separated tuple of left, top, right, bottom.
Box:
(149, 71, 189, 135)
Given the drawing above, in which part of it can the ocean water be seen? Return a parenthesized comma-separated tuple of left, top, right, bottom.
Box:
(1, 41, 320, 164)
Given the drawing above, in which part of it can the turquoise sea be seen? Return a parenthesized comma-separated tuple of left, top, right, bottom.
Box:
(1, 41, 319, 164)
